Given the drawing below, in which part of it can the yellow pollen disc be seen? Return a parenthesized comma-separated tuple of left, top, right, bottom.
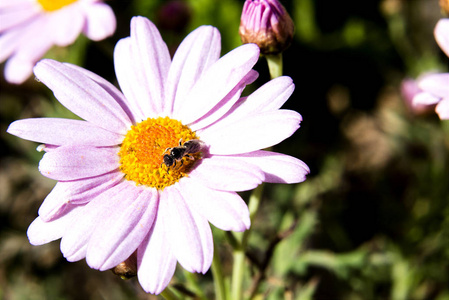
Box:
(118, 117, 201, 190)
(37, 0, 78, 12)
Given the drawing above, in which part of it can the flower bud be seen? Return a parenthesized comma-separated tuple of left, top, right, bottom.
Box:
(112, 252, 137, 280)
(239, 0, 295, 55)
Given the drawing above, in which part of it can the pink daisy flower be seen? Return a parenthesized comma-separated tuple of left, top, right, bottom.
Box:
(7, 16, 309, 294)
(413, 19, 449, 119)
(0, 0, 116, 84)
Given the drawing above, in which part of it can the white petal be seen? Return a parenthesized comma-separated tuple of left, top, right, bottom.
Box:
(162, 186, 213, 273)
(83, 2, 116, 41)
(175, 44, 260, 124)
(232, 150, 310, 183)
(27, 204, 83, 245)
(188, 155, 264, 191)
(199, 110, 302, 155)
(179, 178, 250, 231)
(129, 16, 171, 115)
(137, 202, 177, 294)
(166, 25, 221, 115)
(87, 188, 158, 271)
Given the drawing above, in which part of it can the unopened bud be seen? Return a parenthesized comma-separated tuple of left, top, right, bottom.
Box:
(239, 0, 295, 55)
(112, 252, 137, 280)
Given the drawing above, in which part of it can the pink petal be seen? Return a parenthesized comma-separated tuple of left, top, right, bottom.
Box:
(50, 5, 84, 46)
(27, 204, 83, 246)
(137, 208, 177, 294)
(0, 0, 38, 9)
(435, 19, 449, 57)
(175, 43, 260, 124)
(38, 145, 119, 181)
(60, 181, 132, 262)
(162, 186, 213, 273)
(87, 187, 158, 271)
(413, 92, 441, 105)
(33, 59, 132, 134)
(0, 25, 23, 62)
(129, 16, 171, 115)
(189, 70, 259, 131)
(2, 17, 53, 83)
(0, 2, 40, 32)
(38, 171, 124, 221)
(418, 73, 449, 98)
(7, 118, 124, 146)
(83, 2, 116, 41)
(166, 25, 221, 115)
(197, 76, 295, 132)
(114, 38, 147, 121)
(436, 98, 449, 120)
(4, 55, 35, 84)
(178, 178, 250, 232)
(63, 62, 136, 123)
(233, 150, 310, 183)
(199, 110, 302, 155)
(188, 155, 264, 191)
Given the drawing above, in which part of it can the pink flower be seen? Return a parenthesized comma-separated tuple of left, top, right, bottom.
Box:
(0, 0, 116, 84)
(7, 16, 309, 294)
(413, 19, 449, 119)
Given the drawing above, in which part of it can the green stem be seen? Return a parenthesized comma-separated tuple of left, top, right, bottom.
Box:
(265, 53, 283, 79)
(160, 287, 181, 300)
(211, 243, 227, 300)
(231, 183, 264, 300)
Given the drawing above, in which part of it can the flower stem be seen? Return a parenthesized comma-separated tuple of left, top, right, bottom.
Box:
(231, 183, 264, 300)
(265, 53, 283, 79)
(160, 287, 181, 300)
(212, 242, 227, 300)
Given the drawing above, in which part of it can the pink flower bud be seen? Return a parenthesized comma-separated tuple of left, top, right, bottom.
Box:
(239, 0, 295, 55)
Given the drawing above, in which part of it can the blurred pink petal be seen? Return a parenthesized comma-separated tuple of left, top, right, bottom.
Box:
(83, 2, 116, 41)
(435, 18, 449, 57)
(0, 0, 116, 84)
(436, 98, 449, 119)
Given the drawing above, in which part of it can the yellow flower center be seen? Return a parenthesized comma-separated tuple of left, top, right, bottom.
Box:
(37, 0, 78, 12)
(118, 117, 202, 190)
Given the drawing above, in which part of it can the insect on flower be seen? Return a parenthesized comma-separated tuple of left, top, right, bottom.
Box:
(162, 139, 204, 170)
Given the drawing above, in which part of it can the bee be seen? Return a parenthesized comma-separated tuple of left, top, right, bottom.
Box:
(162, 139, 204, 170)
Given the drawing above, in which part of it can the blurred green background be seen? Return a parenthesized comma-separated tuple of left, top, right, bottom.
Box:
(1, 0, 448, 299)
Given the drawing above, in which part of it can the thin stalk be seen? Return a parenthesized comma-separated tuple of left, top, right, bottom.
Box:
(211, 243, 227, 300)
(265, 53, 283, 79)
(231, 183, 264, 300)
(160, 287, 181, 300)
